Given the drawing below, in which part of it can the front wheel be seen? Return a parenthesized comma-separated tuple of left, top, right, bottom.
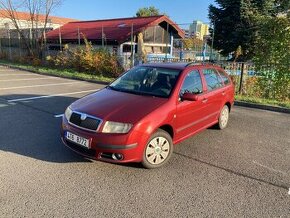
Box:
(217, 105, 230, 130)
(142, 129, 173, 169)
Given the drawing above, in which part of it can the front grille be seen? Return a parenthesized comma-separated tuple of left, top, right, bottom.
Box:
(69, 112, 101, 131)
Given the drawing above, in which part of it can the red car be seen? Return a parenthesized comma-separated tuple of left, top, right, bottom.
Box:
(61, 63, 234, 168)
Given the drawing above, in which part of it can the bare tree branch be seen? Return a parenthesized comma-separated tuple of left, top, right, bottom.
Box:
(0, 0, 63, 57)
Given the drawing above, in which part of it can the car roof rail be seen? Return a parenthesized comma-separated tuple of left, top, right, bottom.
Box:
(185, 61, 216, 67)
(185, 62, 200, 67)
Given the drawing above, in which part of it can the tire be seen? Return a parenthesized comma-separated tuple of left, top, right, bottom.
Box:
(217, 105, 230, 130)
(142, 129, 173, 169)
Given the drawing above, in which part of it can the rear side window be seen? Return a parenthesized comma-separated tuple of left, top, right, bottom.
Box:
(180, 70, 203, 95)
(203, 69, 223, 91)
(218, 70, 230, 85)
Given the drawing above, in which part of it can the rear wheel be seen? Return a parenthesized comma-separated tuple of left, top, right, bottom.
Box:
(142, 129, 173, 169)
(217, 105, 230, 130)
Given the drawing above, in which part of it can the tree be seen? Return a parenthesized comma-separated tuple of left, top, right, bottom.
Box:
(0, 0, 62, 57)
(208, 0, 256, 60)
(253, 16, 290, 101)
(208, 0, 290, 60)
(136, 6, 160, 17)
(182, 36, 203, 50)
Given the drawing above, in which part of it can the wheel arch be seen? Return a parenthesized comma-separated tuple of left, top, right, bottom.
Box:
(225, 102, 232, 112)
(158, 124, 174, 139)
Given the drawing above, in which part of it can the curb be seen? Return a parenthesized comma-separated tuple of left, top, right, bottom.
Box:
(234, 101, 290, 114)
(0, 63, 111, 86)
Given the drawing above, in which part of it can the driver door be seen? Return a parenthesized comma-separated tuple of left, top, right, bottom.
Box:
(175, 70, 209, 140)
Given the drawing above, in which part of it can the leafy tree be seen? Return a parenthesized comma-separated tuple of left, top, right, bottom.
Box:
(136, 6, 160, 17)
(182, 37, 204, 50)
(0, 0, 62, 57)
(208, 0, 257, 60)
(208, 0, 290, 60)
(253, 16, 290, 101)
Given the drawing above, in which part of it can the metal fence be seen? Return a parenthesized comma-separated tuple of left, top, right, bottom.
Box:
(0, 34, 274, 96)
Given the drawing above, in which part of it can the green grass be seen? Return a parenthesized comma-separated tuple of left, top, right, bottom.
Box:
(235, 95, 290, 108)
(0, 60, 114, 83)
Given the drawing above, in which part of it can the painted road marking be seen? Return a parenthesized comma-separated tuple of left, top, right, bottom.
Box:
(0, 74, 35, 76)
(253, 160, 286, 175)
(7, 89, 99, 102)
(0, 77, 57, 82)
(0, 81, 82, 91)
(54, 114, 64, 118)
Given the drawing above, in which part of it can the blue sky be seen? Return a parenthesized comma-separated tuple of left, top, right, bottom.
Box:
(55, 0, 215, 28)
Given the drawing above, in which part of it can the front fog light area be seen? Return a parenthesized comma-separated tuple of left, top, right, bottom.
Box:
(102, 121, 132, 133)
(112, 153, 124, 160)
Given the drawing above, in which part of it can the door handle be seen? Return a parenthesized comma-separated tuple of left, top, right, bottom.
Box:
(222, 91, 226, 96)
(202, 98, 208, 103)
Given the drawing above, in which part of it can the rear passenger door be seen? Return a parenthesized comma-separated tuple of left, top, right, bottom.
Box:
(201, 68, 225, 123)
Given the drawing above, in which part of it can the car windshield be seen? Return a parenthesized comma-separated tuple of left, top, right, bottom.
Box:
(108, 66, 181, 98)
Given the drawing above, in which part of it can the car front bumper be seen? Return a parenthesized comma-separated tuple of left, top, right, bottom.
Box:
(61, 117, 147, 163)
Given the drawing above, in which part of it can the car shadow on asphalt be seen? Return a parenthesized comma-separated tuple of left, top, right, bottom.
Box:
(0, 94, 92, 163)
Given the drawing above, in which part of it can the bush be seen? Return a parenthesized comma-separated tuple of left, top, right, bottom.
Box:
(47, 39, 124, 78)
(253, 16, 290, 101)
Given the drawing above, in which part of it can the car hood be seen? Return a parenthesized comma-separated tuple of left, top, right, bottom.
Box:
(70, 88, 168, 124)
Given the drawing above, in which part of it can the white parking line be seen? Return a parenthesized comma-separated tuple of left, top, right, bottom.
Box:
(0, 74, 36, 76)
(253, 160, 286, 175)
(0, 77, 57, 82)
(0, 81, 82, 91)
(54, 114, 64, 118)
(7, 89, 99, 102)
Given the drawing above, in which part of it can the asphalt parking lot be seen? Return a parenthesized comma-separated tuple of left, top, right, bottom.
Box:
(0, 66, 289, 217)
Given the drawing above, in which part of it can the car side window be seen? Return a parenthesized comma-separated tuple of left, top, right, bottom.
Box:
(180, 70, 203, 95)
(203, 69, 223, 91)
(217, 70, 230, 85)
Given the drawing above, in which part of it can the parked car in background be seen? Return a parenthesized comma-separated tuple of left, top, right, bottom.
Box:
(61, 63, 235, 168)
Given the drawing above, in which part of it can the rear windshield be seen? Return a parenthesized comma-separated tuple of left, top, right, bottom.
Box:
(108, 66, 181, 98)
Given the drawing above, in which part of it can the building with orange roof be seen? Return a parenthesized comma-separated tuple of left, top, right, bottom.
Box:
(0, 9, 77, 33)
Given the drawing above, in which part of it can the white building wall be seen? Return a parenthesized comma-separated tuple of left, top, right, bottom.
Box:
(0, 17, 61, 30)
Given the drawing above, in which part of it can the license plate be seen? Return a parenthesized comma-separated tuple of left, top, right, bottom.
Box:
(66, 131, 90, 148)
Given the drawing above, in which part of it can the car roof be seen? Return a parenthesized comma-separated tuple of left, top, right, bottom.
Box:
(141, 62, 218, 70)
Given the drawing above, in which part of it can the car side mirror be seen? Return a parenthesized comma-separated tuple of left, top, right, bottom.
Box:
(181, 93, 199, 101)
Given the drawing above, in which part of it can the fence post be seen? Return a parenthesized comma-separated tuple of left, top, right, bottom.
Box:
(8, 29, 12, 60)
(165, 22, 169, 62)
(239, 62, 245, 94)
(18, 32, 21, 58)
(77, 27, 80, 46)
(130, 23, 134, 68)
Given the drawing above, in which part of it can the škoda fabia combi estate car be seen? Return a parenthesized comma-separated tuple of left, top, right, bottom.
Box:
(61, 63, 234, 168)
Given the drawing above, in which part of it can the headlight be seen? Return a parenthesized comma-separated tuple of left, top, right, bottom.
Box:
(102, 121, 132, 134)
(64, 106, 73, 121)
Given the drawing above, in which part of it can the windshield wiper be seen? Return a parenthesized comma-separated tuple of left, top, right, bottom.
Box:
(107, 86, 167, 98)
